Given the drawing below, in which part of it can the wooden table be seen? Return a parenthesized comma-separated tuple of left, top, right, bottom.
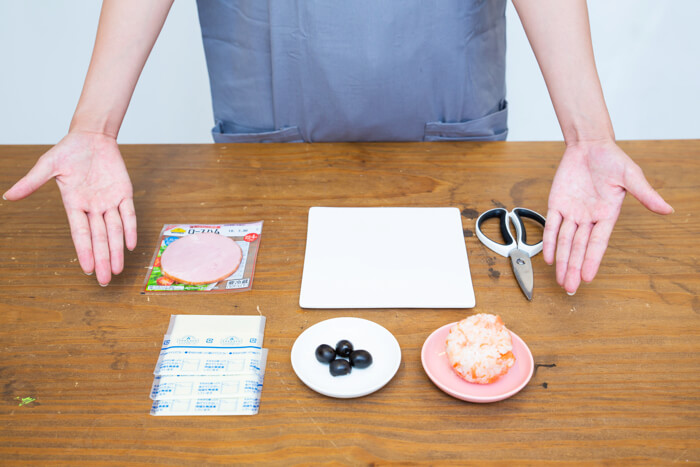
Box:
(1, 141, 698, 465)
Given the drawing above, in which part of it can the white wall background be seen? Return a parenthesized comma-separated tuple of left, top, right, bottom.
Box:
(1, 1, 698, 144)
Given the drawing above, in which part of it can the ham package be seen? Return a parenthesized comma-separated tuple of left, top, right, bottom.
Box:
(161, 233, 243, 285)
(143, 222, 263, 293)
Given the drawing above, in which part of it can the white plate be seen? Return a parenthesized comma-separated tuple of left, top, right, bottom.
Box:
(299, 207, 475, 308)
(291, 317, 402, 398)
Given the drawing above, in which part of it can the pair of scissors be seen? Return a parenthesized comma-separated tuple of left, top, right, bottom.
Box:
(475, 207, 546, 300)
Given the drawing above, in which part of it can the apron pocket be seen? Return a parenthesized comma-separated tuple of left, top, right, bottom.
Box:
(424, 101, 508, 141)
(212, 123, 304, 143)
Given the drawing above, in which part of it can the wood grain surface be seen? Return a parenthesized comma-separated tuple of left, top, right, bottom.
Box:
(0, 141, 698, 465)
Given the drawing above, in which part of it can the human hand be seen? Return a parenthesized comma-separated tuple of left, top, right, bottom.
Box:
(542, 140, 673, 295)
(3, 131, 136, 286)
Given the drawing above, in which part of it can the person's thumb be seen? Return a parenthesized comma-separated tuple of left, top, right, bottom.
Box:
(2, 156, 54, 201)
(3, 155, 56, 201)
(623, 163, 674, 215)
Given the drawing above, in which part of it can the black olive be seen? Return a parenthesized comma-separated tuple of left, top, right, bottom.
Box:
(335, 339, 354, 358)
(349, 350, 373, 368)
(329, 359, 352, 376)
(315, 344, 336, 363)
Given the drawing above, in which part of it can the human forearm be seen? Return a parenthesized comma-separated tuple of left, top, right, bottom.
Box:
(70, 0, 174, 137)
(511, 0, 614, 145)
(512, 1, 673, 295)
(4, 0, 174, 285)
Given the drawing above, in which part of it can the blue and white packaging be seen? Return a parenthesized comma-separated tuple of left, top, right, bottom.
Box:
(154, 348, 266, 376)
(150, 397, 261, 416)
(150, 315, 268, 416)
(151, 375, 263, 400)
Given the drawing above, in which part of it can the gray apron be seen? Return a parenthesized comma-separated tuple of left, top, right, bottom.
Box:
(196, 0, 507, 143)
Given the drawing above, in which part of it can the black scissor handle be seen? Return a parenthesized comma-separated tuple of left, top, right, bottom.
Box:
(510, 207, 546, 256)
(475, 208, 518, 257)
(476, 208, 514, 246)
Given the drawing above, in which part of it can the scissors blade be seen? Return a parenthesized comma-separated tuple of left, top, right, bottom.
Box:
(508, 249, 534, 300)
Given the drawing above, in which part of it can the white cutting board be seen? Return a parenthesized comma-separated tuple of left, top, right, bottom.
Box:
(299, 207, 475, 309)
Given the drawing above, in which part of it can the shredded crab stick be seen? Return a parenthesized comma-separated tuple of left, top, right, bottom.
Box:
(160, 233, 243, 285)
(445, 313, 516, 384)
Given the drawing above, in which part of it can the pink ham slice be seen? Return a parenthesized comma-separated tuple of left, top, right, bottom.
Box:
(160, 233, 243, 285)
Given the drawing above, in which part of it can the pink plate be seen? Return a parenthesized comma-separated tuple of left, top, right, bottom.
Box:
(421, 322, 534, 403)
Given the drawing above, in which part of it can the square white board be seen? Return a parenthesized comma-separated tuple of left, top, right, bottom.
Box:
(299, 207, 475, 309)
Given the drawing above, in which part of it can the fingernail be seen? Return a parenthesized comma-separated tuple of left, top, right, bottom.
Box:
(567, 291, 576, 296)
(85, 271, 93, 276)
(2, 193, 7, 201)
(99, 283, 108, 287)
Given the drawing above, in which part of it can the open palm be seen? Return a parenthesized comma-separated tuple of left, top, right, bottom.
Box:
(4, 131, 136, 285)
(543, 140, 672, 294)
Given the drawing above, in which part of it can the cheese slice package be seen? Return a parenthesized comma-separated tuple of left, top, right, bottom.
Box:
(150, 396, 262, 416)
(155, 315, 266, 376)
(150, 374, 264, 401)
(150, 315, 268, 416)
(142, 222, 263, 294)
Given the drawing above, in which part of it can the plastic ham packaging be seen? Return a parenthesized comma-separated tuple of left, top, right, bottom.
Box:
(142, 222, 263, 293)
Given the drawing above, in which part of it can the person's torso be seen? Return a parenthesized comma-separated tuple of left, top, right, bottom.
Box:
(197, 0, 507, 143)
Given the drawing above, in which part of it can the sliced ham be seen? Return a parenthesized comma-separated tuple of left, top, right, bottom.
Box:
(160, 233, 243, 285)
